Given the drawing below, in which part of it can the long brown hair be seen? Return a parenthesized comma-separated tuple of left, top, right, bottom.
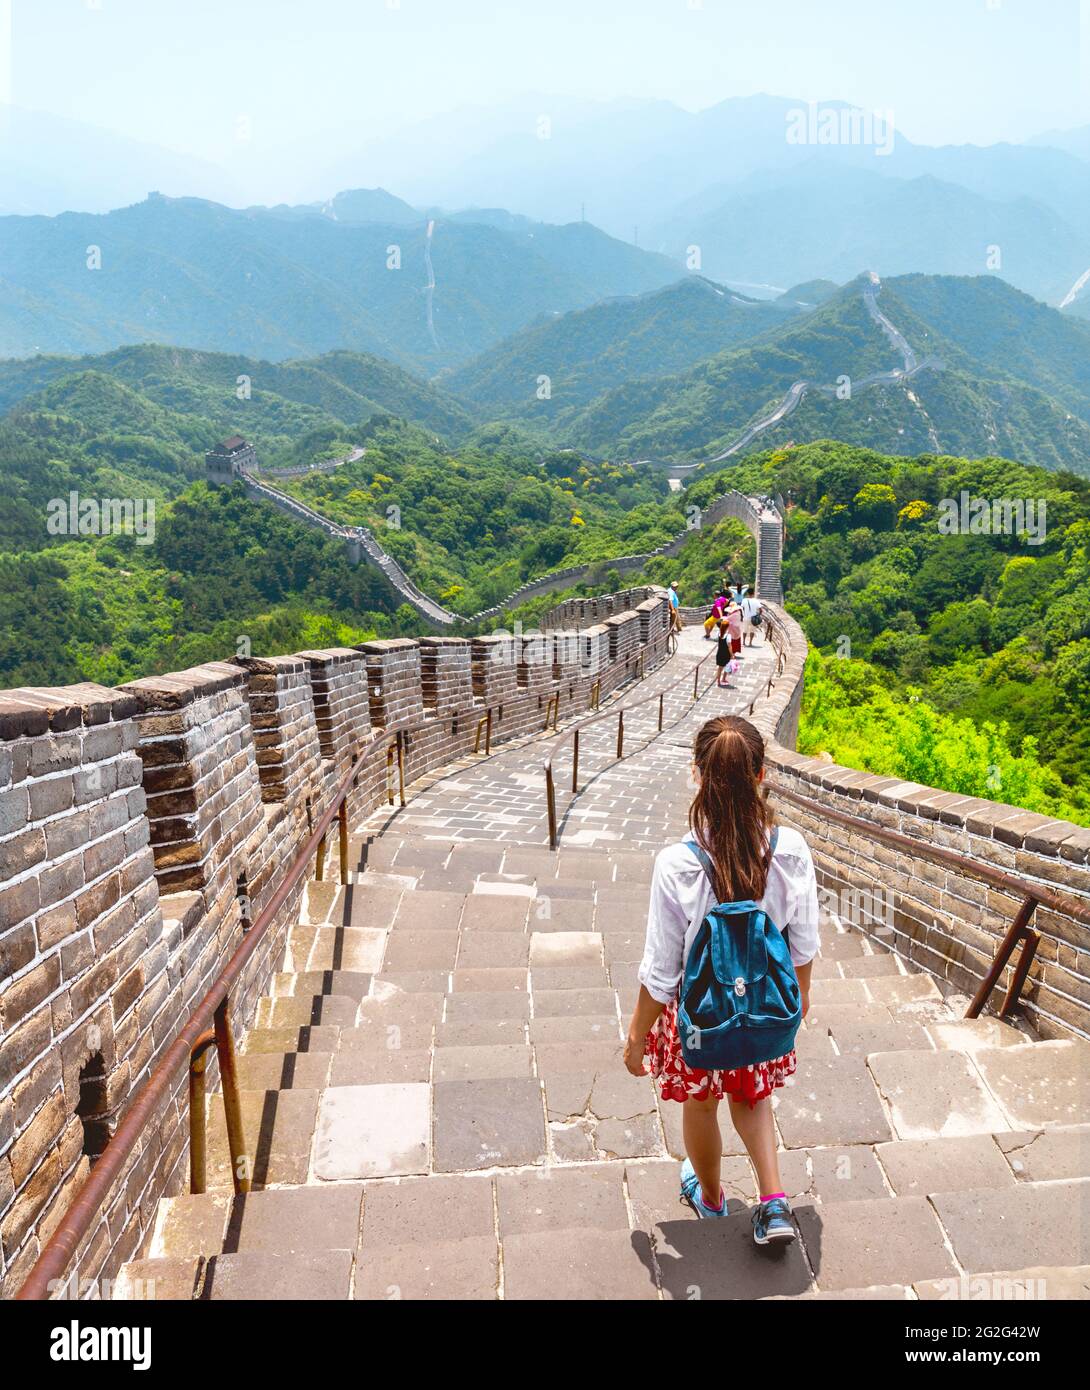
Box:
(689, 715, 774, 901)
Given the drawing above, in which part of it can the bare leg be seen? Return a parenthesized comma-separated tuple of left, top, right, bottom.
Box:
(728, 1094, 781, 1197)
(682, 1096, 722, 1206)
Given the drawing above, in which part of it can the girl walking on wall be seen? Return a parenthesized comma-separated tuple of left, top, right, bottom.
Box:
(624, 715, 819, 1243)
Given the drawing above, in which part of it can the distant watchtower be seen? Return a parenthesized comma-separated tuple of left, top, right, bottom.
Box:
(206, 435, 257, 485)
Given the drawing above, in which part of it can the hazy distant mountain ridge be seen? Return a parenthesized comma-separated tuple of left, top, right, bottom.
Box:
(0, 194, 680, 368)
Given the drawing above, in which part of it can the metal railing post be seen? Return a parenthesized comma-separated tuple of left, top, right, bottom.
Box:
(545, 764, 558, 849)
(338, 800, 350, 885)
(572, 729, 580, 793)
(188, 1032, 217, 1195)
(396, 731, 406, 806)
(1001, 930, 1041, 1017)
(314, 831, 327, 881)
(966, 895, 1038, 1018)
(616, 709, 624, 758)
(213, 998, 251, 1195)
(658, 692, 665, 731)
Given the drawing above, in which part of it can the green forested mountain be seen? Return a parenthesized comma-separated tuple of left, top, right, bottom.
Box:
(0, 194, 681, 369)
(476, 275, 1090, 474)
(637, 442, 1090, 822)
(443, 277, 795, 415)
(0, 343, 474, 445)
(888, 275, 1090, 419)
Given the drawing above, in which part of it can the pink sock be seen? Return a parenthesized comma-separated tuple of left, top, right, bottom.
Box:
(702, 1189, 724, 1213)
(761, 1191, 786, 1202)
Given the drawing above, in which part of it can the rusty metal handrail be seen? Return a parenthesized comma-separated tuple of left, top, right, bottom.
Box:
(544, 640, 719, 849)
(769, 780, 1090, 1020)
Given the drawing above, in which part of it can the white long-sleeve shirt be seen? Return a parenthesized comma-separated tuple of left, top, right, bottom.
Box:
(637, 826, 820, 1006)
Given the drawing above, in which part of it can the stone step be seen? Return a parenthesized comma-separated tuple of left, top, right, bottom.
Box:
(151, 1184, 364, 1262)
(256, 992, 361, 1029)
(241, 1024, 343, 1055)
(236, 1050, 333, 1091)
(199, 1088, 320, 1189)
(269, 970, 372, 1000)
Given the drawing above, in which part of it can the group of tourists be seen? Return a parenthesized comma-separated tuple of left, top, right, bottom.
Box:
(665, 581, 763, 688)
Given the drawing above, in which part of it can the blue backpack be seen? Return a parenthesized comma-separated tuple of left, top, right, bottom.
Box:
(678, 831, 802, 1071)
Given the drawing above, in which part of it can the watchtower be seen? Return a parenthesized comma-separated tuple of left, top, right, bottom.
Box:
(206, 435, 257, 484)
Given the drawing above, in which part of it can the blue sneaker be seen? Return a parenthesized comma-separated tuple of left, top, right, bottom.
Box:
(679, 1159, 726, 1218)
(752, 1197, 796, 1246)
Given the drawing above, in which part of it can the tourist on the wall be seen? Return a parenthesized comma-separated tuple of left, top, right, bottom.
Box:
(724, 595, 743, 659)
(714, 618, 735, 687)
(703, 589, 728, 640)
(624, 715, 818, 1244)
(668, 582, 683, 632)
(741, 587, 762, 646)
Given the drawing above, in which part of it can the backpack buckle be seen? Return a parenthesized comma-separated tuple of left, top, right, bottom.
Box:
(734, 977, 746, 997)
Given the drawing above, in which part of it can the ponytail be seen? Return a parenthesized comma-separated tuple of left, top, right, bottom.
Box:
(689, 715, 773, 901)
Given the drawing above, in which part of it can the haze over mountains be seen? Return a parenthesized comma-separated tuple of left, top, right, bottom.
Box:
(6, 92, 1090, 313)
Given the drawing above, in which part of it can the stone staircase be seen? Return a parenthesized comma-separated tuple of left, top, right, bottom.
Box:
(110, 628, 1088, 1301)
(112, 830, 1089, 1301)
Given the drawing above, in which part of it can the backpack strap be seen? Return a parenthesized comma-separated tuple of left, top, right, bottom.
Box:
(685, 839, 717, 893)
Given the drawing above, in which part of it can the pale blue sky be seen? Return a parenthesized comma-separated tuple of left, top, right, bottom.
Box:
(4, 0, 1088, 183)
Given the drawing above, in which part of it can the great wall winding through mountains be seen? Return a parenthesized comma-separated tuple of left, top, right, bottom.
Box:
(2, 580, 1088, 1302)
(212, 441, 785, 625)
(209, 273, 934, 627)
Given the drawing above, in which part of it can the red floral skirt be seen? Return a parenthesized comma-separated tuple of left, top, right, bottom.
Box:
(644, 999, 796, 1107)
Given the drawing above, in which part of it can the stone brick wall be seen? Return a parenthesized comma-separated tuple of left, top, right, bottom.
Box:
(747, 605, 1090, 1042)
(0, 593, 674, 1298)
(0, 685, 162, 1296)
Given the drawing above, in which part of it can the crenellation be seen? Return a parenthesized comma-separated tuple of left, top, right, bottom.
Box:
(356, 638, 425, 731)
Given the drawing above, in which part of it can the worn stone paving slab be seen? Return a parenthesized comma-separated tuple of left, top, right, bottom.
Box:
(312, 1083, 430, 1179)
(655, 1213, 815, 1300)
(433, 1077, 547, 1171)
(931, 1182, 1090, 1272)
(237, 1049, 333, 1092)
(355, 1237, 499, 1299)
(994, 1125, 1090, 1182)
(156, 1193, 231, 1260)
(866, 1050, 1010, 1139)
(360, 1172, 495, 1246)
(496, 1166, 629, 1234)
(330, 1048, 432, 1085)
(876, 1135, 1017, 1196)
(971, 1042, 1089, 1128)
(203, 1250, 353, 1300)
(433, 1045, 533, 1081)
(795, 1196, 956, 1290)
(115, 1259, 202, 1301)
(224, 1185, 364, 1255)
(502, 1228, 658, 1300)
(773, 1056, 893, 1148)
(204, 1088, 320, 1189)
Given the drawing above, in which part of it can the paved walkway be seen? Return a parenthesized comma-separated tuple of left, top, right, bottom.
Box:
(119, 626, 1089, 1301)
(371, 625, 775, 849)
